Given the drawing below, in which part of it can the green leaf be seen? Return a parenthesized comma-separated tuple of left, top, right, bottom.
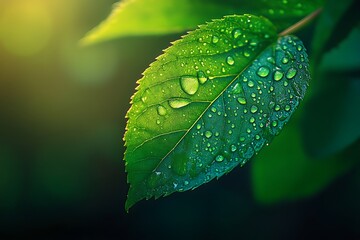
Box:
(124, 15, 310, 210)
(251, 115, 353, 204)
(312, 0, 359, 64)
(82, 0, 324, 45)
(302, 27, 360, 158)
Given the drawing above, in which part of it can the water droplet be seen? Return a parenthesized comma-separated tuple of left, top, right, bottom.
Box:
(257, 66, 270, 78)
(205, 131, 212, 138)
(267, 57, 275, 64)
(196, 124, 202, 130)
(180, 76, 199, 95)
(282, 57, 289, 64)
(230, 83, 244, 94)
(211, 107, 217, 113)
(233, 29, 241, 39)
(272, 120, 278, 127)
(248, 81, 254, 88)
(237, 97, 247, 105)
(243, 51, 250, 57)
(275, 104, 280, 111)
(212, 35, 219, 43)
(215, 155, 224, 162)
(285, 105, 291, 111)
(297, 45, 303, 51)
(255, 134, 260, 140)
(156, 119, 161, 124)
(231, 144, 237, 152)
(168, 98, 191, 109)
(286, 68, 297, 79)
(157, 105, 167, 116)
(250, 105, 258, 113)
(226, 56, 235, 65)
(249, 117, 255, 123)
(197, 71, 208, 84)
(273, 70, 284, 81)
(240, 136, 246, 142)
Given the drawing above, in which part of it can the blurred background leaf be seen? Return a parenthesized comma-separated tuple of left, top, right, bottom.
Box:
(311, 0, 359, 64)
(82, 0, 324, 45)
(303, 25, 360, 158)
(252, 112, 354, 204)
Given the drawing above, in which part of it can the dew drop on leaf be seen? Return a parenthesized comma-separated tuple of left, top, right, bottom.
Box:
(168, 98, 191, 108)
(226, 56, 235, 65)
(273, 70, 284, 81)
(257, 66, 270, 77)
(180, 76, 199, 95)
(157, 105, 167, 116)
(286, 67, 297, 79)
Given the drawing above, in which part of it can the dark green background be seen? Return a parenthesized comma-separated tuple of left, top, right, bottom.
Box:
(0, 0, 359, 239)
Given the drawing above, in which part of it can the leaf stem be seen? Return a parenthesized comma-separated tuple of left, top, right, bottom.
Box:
(279, 8, 323, 36)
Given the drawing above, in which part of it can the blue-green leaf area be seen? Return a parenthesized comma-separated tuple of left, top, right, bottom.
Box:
(124, 15, 310, 210)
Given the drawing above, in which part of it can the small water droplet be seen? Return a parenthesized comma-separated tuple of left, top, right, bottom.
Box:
(297, 45, 303, 51)
(249, 117, 255, 123)
(243, 51, 250, 57)
(156, 119, 161, 124)
(196, 124, 202, 130)
(267, 56, 275, 64)
(226, 56, 235, 65)
(215, 155, 224, 162)
(286, 68, 297, 79)
(274, 70, 284, 81)
(257, 66, 270, 78)
(250, 105, 258, 113)
(180, 76, 199, 95)
(168, 98, 191, 109)
(248, 81, 254, 88)
(272, 120, 278, 127)
(237, 97, 247, 105)
(285, 105, 291, 111)
(233, 29, 241, 39)
(197, 71, 208, 84)
(275, 104, 280, 111)
(157, 105, 167, 116)
(282, 57, 289, 64)
(231, 144, 237, 152)
(212, 35, 219, 43)
(240, 136, 246, 142)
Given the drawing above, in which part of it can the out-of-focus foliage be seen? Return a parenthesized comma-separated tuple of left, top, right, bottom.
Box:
(252, 114, 354, 203)
(82, 0, 324, 45)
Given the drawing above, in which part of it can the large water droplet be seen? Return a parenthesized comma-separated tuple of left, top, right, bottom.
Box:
(273, 70, 284, 81)
(226, 56, 235, 65)
(157, 105, 167, 116)
(286, 68, 297, 79)
(180, 76, 199, 95)
(168, 98, 191, 109)
(257, 66, 270, 78)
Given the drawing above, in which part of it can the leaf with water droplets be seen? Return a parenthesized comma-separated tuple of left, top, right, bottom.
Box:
(124, 15, 310, 210)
